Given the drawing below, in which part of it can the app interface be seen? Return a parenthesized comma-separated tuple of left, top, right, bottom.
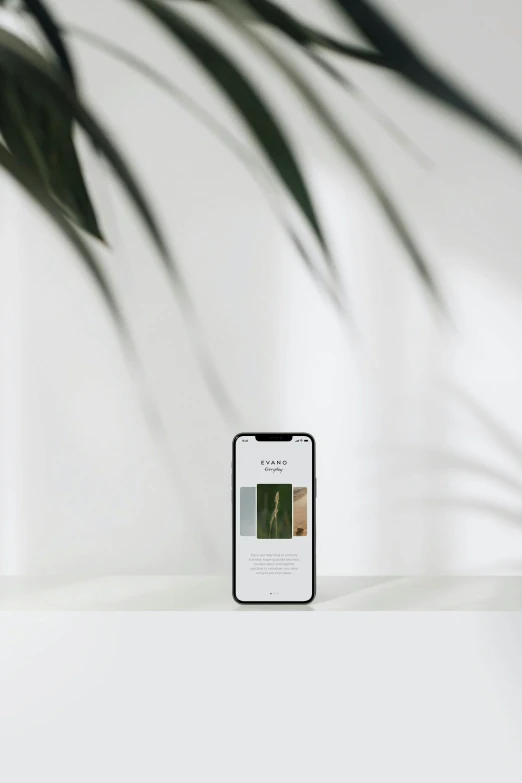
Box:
(234, 436, 314, 602)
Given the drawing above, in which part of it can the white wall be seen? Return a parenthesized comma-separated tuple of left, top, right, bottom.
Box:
(2, 0, 522, 574)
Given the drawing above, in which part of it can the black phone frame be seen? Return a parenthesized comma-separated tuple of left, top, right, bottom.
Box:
(232, 433, 316, 605)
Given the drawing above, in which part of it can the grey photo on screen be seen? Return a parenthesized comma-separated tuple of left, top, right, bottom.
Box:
(240, 487, 256, 536)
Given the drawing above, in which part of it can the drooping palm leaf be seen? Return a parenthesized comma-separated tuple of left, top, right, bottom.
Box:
(305, 47, 430, 167)
(0, 144, 122, 326)
(240, 0, 386, 66)
(67, 25, 345, 313)
(197, 0, 427, 165)
(0, 2, 104, 238)
(0, 24, 239, 420)
(24, 0, 76, 85)
(0, 144, 196, 453)
(231, 0, 430, 165)
(128, 0, 340, 282)
(0, 75, 105, 239)
(175, 0, 387, 65)
(0, 27, 180, 282)
(239, 0, 430, 165)
(213, 0, 442, 304)
(188, 0, 522, 164)
(332, 0, 522, 160)
(206, 0, 522, 162)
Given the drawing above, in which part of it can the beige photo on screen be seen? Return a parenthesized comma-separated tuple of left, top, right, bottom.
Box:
(293, 487, 307, 536)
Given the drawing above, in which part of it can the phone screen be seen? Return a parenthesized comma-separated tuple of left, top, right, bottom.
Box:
(233, 434, 315, 604)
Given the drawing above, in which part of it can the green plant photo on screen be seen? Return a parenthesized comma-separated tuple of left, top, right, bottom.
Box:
(257, 484, 292, 540)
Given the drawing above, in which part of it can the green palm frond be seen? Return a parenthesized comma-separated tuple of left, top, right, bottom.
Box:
(3, 0, 522, 422)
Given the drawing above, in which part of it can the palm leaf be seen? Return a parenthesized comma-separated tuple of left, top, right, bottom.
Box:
(213, 0, 442, 304)
(218, 0, 429, 164)
(332, 0, 522, 160)
(305, 48, 430, 167)
(0, 75, 105, 239)
(0, 144, 122, 327)
(24, 0, 77, 86)
(173, 1, 427, 165)
(0, 26, 238, 420)
(128, 0, 340, 282)
(175, 0, 386, 65)
(0, 1, 105, 238)
(0, 145, 192, 452)
(67, 25, 345, 313)
(195, 0, 522, 164)
(229, 0, 430, 165)
(241, 0, 386, 66)
(0, 27, 179, 282)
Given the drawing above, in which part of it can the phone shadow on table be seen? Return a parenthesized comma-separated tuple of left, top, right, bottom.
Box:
(235, 577, 394, 610)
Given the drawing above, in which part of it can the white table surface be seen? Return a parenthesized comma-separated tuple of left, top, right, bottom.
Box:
(1, 576, 521, 610)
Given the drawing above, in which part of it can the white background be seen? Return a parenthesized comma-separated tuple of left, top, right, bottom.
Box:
(2, 0, 522, 575)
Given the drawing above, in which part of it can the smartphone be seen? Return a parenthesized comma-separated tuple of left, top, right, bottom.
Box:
(232, 433, 316, 604)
